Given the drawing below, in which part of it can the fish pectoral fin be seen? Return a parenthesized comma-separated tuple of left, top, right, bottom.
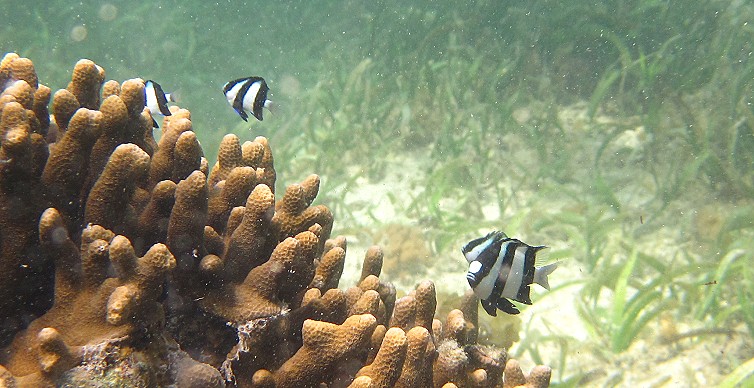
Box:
(262, 100, 280, 118)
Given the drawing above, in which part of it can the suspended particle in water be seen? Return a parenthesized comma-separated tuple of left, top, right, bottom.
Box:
(70, 25, 88, 42)
(98, 3, 118, 21)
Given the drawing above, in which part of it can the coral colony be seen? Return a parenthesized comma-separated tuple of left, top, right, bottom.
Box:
(0, 54, 551, 387)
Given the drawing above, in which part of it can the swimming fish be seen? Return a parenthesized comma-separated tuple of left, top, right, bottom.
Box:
(462, 231, 557, 316)
(223, 76, 271, 121)
(144, 80, 175, 128)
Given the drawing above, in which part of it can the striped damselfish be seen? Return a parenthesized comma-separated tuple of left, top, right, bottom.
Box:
(223, 76, 272, 122)
(144, 80, 175, 128)
(462, 231, 557, 316)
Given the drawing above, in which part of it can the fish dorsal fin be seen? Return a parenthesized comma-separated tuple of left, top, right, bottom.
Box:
(461, 230, 507, 255)
(490, 230, 508, 241)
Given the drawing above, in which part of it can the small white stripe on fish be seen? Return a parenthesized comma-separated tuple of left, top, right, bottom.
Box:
(501, 244, 526, 299)
(463, 236, 496, 263)
(474, 240, 511, 300)
(225, 82, 244, 106)
(243, 81, 262, 114)
(474, 264, 496, 299)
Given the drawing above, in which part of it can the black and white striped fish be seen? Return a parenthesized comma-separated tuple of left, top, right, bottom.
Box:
(144, 80, 175, 128)
(223, 76, 272, 122)
(462, 231, 557, 316)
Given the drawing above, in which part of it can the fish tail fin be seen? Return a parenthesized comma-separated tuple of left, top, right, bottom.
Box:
(166, 89, 180, 103)
(534, 262, 558, 290)
(264, 100, 280, 116)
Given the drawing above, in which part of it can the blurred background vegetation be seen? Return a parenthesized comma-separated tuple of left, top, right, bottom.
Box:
(2, 0, 753, 385)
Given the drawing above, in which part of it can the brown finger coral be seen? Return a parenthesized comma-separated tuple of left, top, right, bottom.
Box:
(0, 208, 217, 387)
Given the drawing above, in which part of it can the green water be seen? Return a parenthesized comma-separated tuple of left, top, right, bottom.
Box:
(2, 0, 753, 385)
